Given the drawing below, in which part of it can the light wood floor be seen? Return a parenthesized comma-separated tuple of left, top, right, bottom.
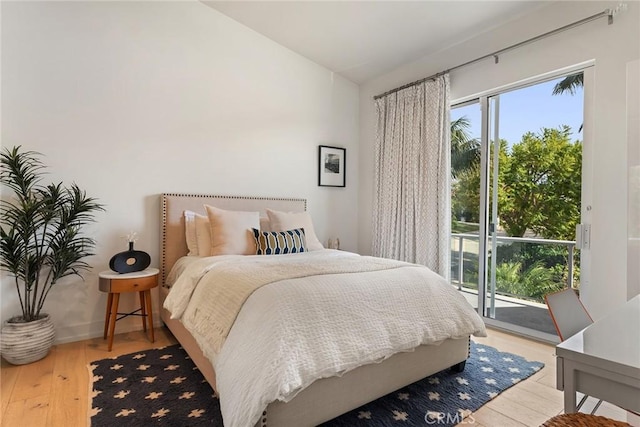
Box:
(0, 327, 630, 427)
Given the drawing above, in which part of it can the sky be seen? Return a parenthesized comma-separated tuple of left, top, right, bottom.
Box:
(451, 77, 584, 147)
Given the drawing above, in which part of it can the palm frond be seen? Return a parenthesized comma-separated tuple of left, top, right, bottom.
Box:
(0, 146, 104, 321)
(552, 73, 584, 96)
(451, 116, 480, 179)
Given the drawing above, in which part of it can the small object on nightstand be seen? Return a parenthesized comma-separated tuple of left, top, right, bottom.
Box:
(109, 231, 151, 274)
(327, 238, 341, 250)
(99, 267, 159, 351)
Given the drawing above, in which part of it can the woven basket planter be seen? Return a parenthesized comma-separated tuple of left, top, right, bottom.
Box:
(0, 314, 55, 365)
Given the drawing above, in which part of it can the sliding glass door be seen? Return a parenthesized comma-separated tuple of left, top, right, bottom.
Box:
(451, 71, 586, 340)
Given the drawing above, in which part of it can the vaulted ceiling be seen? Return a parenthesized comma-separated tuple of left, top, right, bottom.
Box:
(203, 1, 547, 83)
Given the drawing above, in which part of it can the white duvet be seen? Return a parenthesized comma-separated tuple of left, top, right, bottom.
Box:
(164, 250, 486, 427)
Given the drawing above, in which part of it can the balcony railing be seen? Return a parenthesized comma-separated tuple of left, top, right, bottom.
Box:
(451, 233, 577, 301)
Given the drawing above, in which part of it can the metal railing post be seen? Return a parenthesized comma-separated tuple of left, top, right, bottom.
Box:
(568, 244, 574, 289)
(458, 236, 464, 290)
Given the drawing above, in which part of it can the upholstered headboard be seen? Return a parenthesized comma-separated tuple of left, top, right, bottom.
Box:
(160, 193, 307, 286)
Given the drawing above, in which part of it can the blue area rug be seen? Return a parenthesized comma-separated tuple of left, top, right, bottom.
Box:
(89, 341, 543, 426)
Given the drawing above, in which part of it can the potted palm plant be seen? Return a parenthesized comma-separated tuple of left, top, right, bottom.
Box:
(0, 146, 103, 364)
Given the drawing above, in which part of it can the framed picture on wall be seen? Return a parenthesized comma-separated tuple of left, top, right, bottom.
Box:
(318, 145, 346, 187)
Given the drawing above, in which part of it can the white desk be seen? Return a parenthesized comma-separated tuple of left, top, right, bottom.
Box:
(556, 295, 640, 414)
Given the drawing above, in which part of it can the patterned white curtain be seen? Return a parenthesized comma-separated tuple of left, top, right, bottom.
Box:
(372, 74, 451, 278)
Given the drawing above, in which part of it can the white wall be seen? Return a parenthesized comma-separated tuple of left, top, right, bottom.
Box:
(1, 1, 359, 343)
(628, 59, 640, 300)
(359, 1, 639, 320)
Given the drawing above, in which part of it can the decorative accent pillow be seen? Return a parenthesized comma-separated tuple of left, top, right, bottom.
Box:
(265, 209, 324, 251)
(253, 228, 306, 255)
(183, 210, 200, 256)
(204, 205, 260, 256)
(194, 213, 212, 256)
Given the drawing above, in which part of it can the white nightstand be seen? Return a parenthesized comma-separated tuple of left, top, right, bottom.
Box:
(98, 268, 159, 351)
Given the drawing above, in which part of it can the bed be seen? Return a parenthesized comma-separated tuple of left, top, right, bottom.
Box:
(159, 193, 486, 427)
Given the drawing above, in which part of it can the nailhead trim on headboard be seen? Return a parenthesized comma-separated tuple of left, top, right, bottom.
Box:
(160, 193, 307, 287)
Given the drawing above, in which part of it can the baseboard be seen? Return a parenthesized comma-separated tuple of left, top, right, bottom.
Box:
(53, 311, 163, 345)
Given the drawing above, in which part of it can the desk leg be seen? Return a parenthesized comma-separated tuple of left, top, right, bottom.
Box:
(139, 291, 147, 333)
(103, 293, 113, 339)
(145, 289, 154, 343)
(563, 364, 577, 413)
(107, 293, 120, 352)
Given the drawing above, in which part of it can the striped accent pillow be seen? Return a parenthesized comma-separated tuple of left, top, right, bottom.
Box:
(252, 228, 307, 255)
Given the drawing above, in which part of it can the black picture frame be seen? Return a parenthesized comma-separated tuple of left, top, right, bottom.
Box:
(318, 145, 346, 187)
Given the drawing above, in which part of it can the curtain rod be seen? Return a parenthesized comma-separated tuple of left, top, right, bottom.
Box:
(373, 4, 627, 100)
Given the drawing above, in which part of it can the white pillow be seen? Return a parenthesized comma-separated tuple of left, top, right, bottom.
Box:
(184, 210, 200, 256)
(265, 209, 324, 251)
(195, 213, 212, 256)
(204, 205, 260, 256)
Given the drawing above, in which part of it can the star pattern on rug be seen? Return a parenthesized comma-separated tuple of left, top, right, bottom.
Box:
(115, 409, 136, 417)
(319, 341, 544, 426)
(90, 346, 222, 426)
(145, 391, 163, 400)
(151, 408, 170, 418)
(458, 392, 471, 400)
(170, 376, 186, 384)
(89, 342, 543, 427)
(113, 390, 130, 399)
(455, 377, 469, 385)
(358, 411, 371, 419)
(392, 410, 408, 421)
(179, 392, 195, 400)
(189, 409, 205, 418)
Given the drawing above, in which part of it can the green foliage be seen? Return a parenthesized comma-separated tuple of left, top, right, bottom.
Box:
(499, 127, 581, 240)
(0, 146, 104, 322)
(451, 116, 481, 179)
(452, 126, 581, 241)
(492, 241, 578, 301)
(494, 261, 565, 302)
(451, 220, 479, 234)
(452, 165, 481, 223)
(452, 139, 509, 224)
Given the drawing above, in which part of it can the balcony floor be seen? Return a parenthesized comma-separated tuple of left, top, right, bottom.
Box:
(459, 288, 558, 336)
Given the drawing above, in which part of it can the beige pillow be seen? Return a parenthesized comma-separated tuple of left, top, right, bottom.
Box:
(265, 209, 324, 251)
(259, 217, 271, 232)
(195, 213, 212, 256)
(204, 205, 260, 256)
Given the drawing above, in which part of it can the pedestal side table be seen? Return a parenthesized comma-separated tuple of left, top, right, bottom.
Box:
(98, 268, 159, 351)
